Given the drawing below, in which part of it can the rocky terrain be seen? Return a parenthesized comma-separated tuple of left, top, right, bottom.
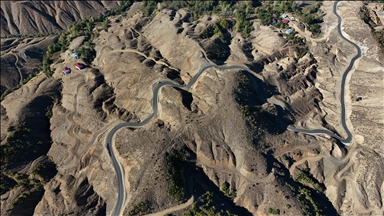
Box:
(1, 1, 383, 216)
(0, 36, 57, 95)
(0, 1, 123, 37)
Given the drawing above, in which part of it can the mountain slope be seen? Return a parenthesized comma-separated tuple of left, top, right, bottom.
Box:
(0, 1, 123, 37)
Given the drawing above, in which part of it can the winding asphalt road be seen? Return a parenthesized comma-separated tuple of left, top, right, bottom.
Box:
(288, 0, 361, 146)
(106, 54, 265, 215)
(106, 1, 361, 215)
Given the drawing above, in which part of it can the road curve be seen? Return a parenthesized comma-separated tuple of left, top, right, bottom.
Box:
(287, 0, 362, 146)
(107, 1, 362, 214)
(106, 53, 265, 215)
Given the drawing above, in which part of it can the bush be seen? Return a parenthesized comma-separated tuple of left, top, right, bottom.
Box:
(220, 182, 230, 196)
(268, 208, 280, 215)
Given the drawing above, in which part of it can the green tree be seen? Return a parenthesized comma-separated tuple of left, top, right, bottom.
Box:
(102, 19, 109, 30)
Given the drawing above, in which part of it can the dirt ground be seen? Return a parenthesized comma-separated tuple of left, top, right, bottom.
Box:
(1, 1, 383, 216)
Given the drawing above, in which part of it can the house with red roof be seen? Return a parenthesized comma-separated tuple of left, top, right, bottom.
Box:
(282, 19, 289, 24)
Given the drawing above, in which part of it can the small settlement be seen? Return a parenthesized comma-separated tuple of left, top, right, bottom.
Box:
(263, 12, 294, 35)
(61, 52, 86, 75)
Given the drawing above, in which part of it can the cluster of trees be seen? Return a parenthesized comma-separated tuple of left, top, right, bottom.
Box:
(200, 17, 229, 42)
(161, 1, 222, 20)
(256, 1, 323, 34)
(255, 7, 288, 29)
(159, 1, 254, 38)
(295, 168, 325, 192)
(142, 1, 158, 17)
(296, 3, 323, 34)
(234, 3, 254, 38)
(165, 149, 187, 202)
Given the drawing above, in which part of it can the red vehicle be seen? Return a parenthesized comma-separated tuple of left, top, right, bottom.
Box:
(75, 63, 85, 70)
(62, 66, 71, 75)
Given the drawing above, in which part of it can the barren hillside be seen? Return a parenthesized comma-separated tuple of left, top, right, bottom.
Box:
(0, 36, 57, 95)
(0, 1, 123, 37)
(1, 1, 383, 216)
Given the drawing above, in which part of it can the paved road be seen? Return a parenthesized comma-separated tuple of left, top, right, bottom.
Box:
(106, 53, 265, 215)
(107, 1, 362, 214)
(288, 0, 361, 146)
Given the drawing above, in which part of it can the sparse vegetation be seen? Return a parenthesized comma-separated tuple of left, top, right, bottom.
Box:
(160, 1, 255, 38)
(235, 72, 280, 145)
(284, 181, 325, 216)
(0, 122, 54, 167)
(282, 154, 294, 167)
(45, 103, 54, 119)
(220, 182, 230, 196)
(1, 70, 40, 101)
(182, 191, 236, 216)
(1, 0, 134, 101)
(165, 149, 187, 202)
(359, 5, 384, 55)
(30, 161, 57, 183)
(356, 97, 362, 101)
(268, 208, 280, 215)
(128, 201, 150, 216)
(0, 173, 17, 195)
(12, 191, 31, 208)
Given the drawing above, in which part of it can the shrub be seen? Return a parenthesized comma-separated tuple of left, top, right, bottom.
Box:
(128, 201, 149, 216)
(268, 208, 280, 215)
(220, 182, 230, 196)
